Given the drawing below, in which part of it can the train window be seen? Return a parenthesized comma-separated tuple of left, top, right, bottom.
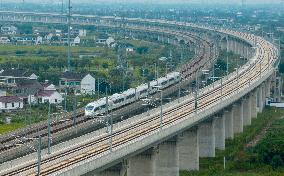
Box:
(114, 98, 124, 104)
(161, 81, 167, 85)
(169, 78, 175, 82)
(126, 94, 135, 99)
(140, 89, 147, 94)
(86, 106, 94, 111)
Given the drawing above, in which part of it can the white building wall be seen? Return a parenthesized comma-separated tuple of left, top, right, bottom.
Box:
(41, 92, 63, 104)
(0, 101, 23, 111)
(81, 74, 96, 95)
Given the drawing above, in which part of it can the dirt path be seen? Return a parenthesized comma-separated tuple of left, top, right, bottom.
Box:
(245, 116, 284, 148)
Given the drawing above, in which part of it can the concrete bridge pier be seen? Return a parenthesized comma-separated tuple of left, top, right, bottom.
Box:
(224, 108, 234, 139)
(250, 90, 258, 119)
(95, 163, 126, 176)
(198, 119, 215, 157)
(127, 149, 155, 176)
(214, 115, 225, 150)
(265, 79, 271, 98)
(177, 127, 199, 171)
(243, 96, 251, 126)
(127, 137, 179, 176)
(154, 138, 179, 176)
(232, 101, 243, 134)
(262, 84, 266, 106)
(257, 87, 263, 113)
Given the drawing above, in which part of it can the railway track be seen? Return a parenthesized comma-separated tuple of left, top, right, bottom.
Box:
(0, 25, 214, 157)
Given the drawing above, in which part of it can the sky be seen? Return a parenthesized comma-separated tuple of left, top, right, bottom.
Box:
(4, 0, 284, 4)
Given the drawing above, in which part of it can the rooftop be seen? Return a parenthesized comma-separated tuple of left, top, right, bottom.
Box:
(0, 96, 22, 103)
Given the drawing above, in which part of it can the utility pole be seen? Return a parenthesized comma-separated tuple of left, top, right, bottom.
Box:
(61, 0, 64, 14)
(105, 87, 112, 152)
(220, 77, 223, 100)
(67, 0, 71, 71)
(178, 78, 181, 103)
(37, 135, 42, 176)
(64, 88, 67, 112)
(160, 89, 163, 130)
(97, 78, 100, 99)
(195, 70, 198, 114)
(226, 36, 229, 79)
(47, 102, 52, 154)
(73, 90, 77, 126)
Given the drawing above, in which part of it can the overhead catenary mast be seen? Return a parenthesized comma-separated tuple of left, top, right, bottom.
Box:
(61, 0, 64, 14)
(67, 0, 71, 71)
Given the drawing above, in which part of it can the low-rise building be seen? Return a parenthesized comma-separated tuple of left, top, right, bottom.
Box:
(106, 37, 115, 47)
(37, 84, 63, 104)
(81, 74, 96, 95)
(79, 29, 87, 37)
(95, 34, 109, 45)
(0, 69, 38, 86)
(35, 36, 43, 45)
(59, 71, 96, 95)
(12, 78, 44, 104)
(0, 37, 10, 44)
(126, 46, 134, 52)
(72, 36, 80, 46)
(0, 96, 23, 112)
(1, 25, 17, 35)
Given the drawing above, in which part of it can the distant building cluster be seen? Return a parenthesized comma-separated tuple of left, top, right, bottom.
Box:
(0, 69, 96, 113)
(0, 24, 117, 47)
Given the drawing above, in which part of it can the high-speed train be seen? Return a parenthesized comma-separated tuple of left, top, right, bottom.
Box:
(85, 71, 181, 116)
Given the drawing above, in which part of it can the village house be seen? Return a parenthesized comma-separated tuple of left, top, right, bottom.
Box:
(11, 78, 44, 104)
(0, 96, 23, 112)
(35, 36, 43, 45)
(79, 29, 87, 37)
(0, 69, 38, 86)
(106, 37, 116, 47)
(95, 34, 109, 45)
(11, 36, 36, 45)
(1, 25, 17, 35)
(33, 26, 52, 36)
(126, 46, 134, 52)
(59, 71, 96, 95)
(72, 36, 81, 46)
(37, 84, 63, 104)
(0, 37, 10, 44)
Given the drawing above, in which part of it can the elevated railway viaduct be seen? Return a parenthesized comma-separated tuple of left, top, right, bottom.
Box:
(0, 12, 280, 176)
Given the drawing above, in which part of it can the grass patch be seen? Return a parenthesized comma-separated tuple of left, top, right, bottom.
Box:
(0, 123, 25, 135)
(180, 107, 284, 176)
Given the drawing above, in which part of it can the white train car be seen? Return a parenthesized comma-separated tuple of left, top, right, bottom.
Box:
(109, 93, 126, 110)
(149, 80, 158, 94)
(123, 88, 137, 105)
(167, 72, 181, 85)
(157, 77, 169, 89)
(84, 71, 181, 116)
(85, 97, 109, 117)
(136, 83, 149, 99)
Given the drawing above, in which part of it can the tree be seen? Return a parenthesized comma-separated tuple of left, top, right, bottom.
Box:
(278, 63, 284, 74)
(271, 155, 284, 169)
(136, 46, 149, 54)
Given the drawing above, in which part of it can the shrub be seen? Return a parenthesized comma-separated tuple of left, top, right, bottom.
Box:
(271, 155, 284, 170)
